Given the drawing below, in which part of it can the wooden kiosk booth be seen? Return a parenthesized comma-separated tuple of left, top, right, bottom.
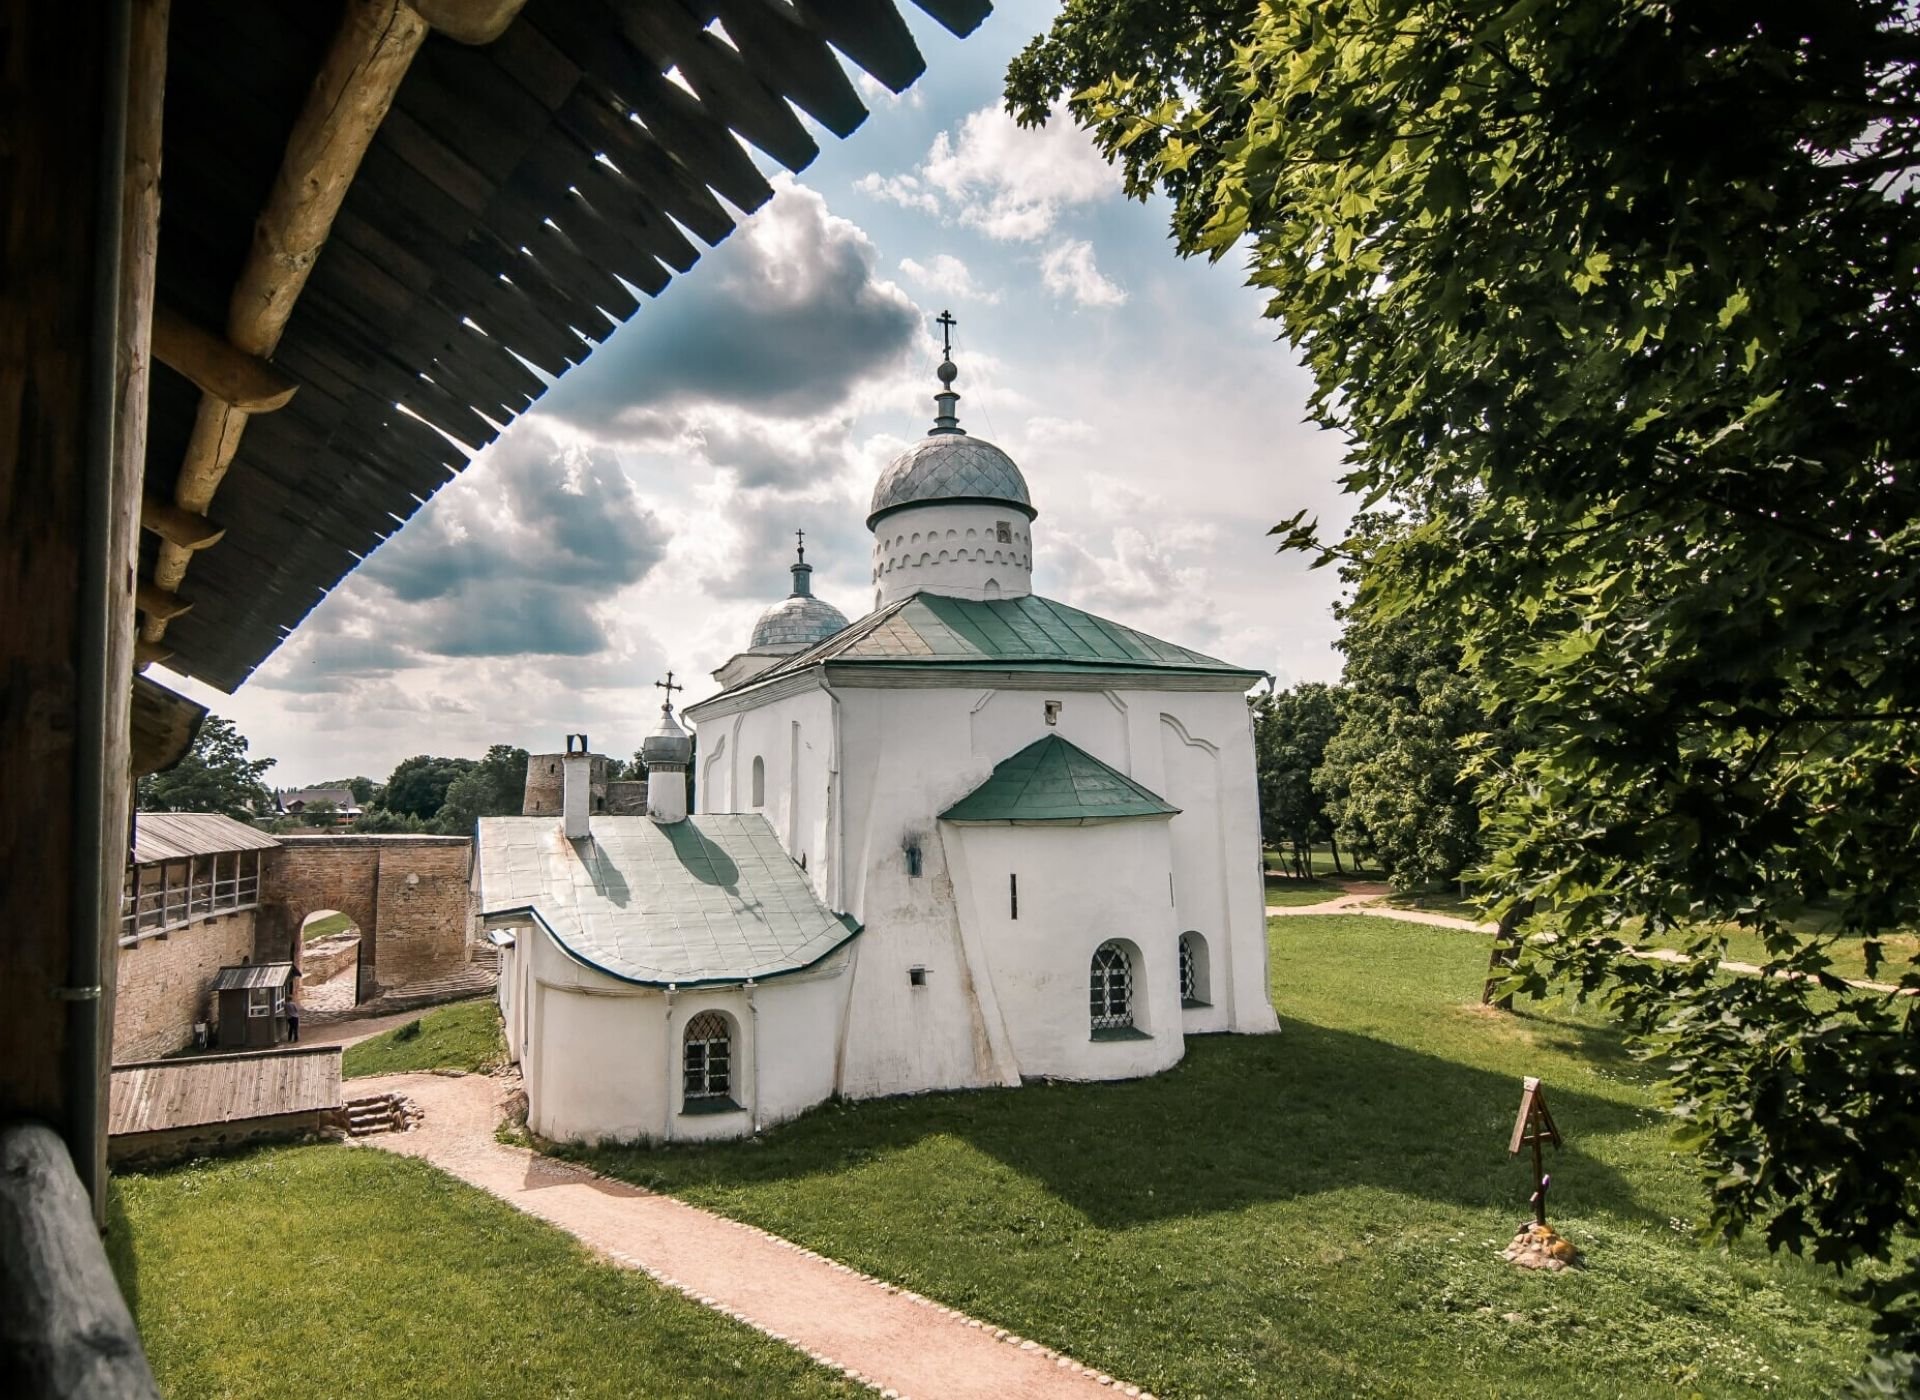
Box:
(211, 963, 296, 1049)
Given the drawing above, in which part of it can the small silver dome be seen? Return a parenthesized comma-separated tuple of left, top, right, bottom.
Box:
(751, 593, 849, 649)
(867, 436, 1034, 530)
(641, 704, 693, 767)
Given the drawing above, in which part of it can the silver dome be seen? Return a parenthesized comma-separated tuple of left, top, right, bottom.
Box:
(751, 594, 850, 649)
(866, 436, 1034, 529)
(641, 704, 693, 767)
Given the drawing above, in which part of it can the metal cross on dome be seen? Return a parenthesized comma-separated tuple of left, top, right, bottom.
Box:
(795, 527, 805, 563)
(937, 309, 955, 357)
(655, 671, 684, 710)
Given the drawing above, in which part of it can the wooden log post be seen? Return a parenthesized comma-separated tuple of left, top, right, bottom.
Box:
(1, 0, 159, 1219)
(0, 1123, 160, 1397)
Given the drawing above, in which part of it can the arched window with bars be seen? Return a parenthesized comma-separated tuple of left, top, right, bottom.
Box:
(1179, 931, 1210, 1007)
(1090, 941, 1135, 1035)
(682, 1010, 735, 1111)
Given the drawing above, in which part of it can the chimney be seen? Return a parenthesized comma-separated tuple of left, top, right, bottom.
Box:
(562, 733, 591, 840)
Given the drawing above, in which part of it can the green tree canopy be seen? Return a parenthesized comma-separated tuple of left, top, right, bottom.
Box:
(434, 745, 530, 835)
(378, 755, 475, 822)
(1020, 0, 1920, 1373)
(1252, 682, 1345, 876)
(136, 714, 275, 820)
(1315, 606, 1483, 890)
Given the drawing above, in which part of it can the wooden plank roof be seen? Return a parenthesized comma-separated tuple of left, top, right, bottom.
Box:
(148, 0, 993, 692)
(108, 1046, 342, 1136)
(131, 811, 282, 865)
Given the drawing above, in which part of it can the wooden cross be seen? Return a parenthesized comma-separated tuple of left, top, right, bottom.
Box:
(655, 671, 684, 708)
(937, 309, 955, 358)
(1508, 1076, 1564, 1226)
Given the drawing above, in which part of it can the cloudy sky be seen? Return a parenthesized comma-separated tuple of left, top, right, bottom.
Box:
(157, 0, 1355, 786)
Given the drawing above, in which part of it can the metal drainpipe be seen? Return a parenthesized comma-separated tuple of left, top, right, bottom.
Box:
(662, 986, 677, 1144)
(745, 980, 759, 1133)
(67, 0, 134, 1212)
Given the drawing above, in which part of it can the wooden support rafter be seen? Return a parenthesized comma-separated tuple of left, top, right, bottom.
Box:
(135, 581, 191, 621)
(150, 303, 298, 412)
(140, 495, 224, 550)
(140, 0, 530, 651)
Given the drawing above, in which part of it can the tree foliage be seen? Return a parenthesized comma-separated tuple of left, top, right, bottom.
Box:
(1316, 605, 1483, 889)
(434, 745, 529, 835)
(378, 755, 475, 822)
(1021, 0, 1920, 1366)
(136, 714, 275, 820)
(1252, 682, 1344, 875)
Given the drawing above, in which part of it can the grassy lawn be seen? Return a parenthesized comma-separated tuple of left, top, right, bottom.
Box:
(343, 999, 503, 1079)
(1263, 874, 1345, 906)
(107, 1146, 860, 1399)
(569, 914, 1870, 1398)
(301, 910, 356, 942)
(1634, 924, 1919, 984)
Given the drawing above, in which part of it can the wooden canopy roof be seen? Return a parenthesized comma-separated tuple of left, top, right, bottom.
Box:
(142, 0, 991, 693)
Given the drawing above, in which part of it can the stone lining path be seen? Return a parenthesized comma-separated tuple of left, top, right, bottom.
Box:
(352, 1070, 1147, 1400)
(1269, 885, 1906, 994)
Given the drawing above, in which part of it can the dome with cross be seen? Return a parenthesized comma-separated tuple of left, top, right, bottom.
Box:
(867, 314, 1037, 609)
(750, 532, 850, 649)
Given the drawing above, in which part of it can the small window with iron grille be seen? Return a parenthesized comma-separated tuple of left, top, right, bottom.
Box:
(1179, 931, 1211, 1007)
(1090, 942, 1135, 1036)
(682, 1011, 735, 1111)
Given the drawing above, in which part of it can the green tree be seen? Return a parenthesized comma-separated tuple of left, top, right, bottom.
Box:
(1019, 0, 1920, 1372)
(299, 799, 338, 827)
(348, 807, 424, 835)
(136, 714, 275, 819)
(1252, 682, 1345, 877)
(378, 755, 475, 823)
(434, 745, 530, 835)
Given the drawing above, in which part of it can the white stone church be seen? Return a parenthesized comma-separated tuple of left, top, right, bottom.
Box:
(476, 333, 1278, 1144)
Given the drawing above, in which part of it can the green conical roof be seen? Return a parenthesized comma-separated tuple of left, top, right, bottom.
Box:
(939, 735, 1180, 825)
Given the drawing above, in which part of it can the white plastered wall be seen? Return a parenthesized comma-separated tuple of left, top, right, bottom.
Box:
(870, 501, 1035, 607)
(947, 820, 1184, 1081)
(506, 913, 852, 1144)
(685, 671, 1278, 1103)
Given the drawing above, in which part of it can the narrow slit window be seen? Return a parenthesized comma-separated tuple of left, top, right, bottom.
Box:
(1009, 872, 1018, 920)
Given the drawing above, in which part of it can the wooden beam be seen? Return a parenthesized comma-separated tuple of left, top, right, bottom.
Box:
(145, 0, 431, 646)
(149, 303, 297, 412)
(406, 0, 528, 46)
(139, 494, 224, 550)
(0, 1124, 160, 1396)
(135, 580, 190, 620)
(132, 640, 171, 669)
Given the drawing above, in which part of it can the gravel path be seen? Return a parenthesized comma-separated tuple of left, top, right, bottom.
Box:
(352, 1071, 1147, 1400)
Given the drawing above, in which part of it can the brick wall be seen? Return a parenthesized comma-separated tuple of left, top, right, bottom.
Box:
(112, 909, 256, 1062)
(261, 835, 471, 997)
(372, 840, 471, 986)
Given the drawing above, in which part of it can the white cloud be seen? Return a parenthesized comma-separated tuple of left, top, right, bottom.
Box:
(897, 253, 1000, 305)
(1039, 240, 1128, 307)
(860, 107, 1119, 241)
(854, 171, 940, 215)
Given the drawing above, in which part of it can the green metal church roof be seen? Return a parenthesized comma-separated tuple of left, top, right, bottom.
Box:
(940, 736, 1181, 825)
(474, 815, 859, 987)
(744, 592, 1258, 687)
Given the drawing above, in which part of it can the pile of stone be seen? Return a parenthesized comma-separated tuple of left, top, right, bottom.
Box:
(1501, 1222, 1583, 1271)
